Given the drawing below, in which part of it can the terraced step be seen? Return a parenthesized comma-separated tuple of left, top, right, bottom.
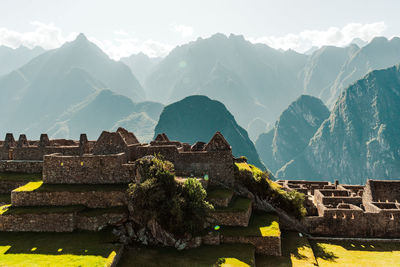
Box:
(207, 187, 234, 208)
(219, 211, 282, 256)
(0, 205, 128, 232)
(210, 197, 252, 227)
(0, 194, 10, 205)
(11, 182, 128, 208)
(0, 172, 42, 193)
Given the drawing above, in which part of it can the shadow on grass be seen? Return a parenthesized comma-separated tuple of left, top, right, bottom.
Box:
(0, 230, 118, 257)
(312, 243, 338, 262)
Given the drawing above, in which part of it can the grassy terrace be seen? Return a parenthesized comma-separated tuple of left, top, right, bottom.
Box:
(0, 172, 41, 182)
(310, 239, 400, 266)
(0, 204, 127, 217)
(0, 230, 120, 267)
(220, 211, 280, 238)
(213, 197, 252, 213)
(118, 244, 255, 267)
(13, 181, 129, 192)
(207, 187, 233, 201)
(0, 194, 10, 204)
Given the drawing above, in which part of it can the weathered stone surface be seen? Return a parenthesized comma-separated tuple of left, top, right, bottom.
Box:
(11, 190, 127, 208)
(210, 203, 252, 227)
(76, 212, 127, 231)
(202, 231, 220, 245)
(0, 160, 42, 173)
(222, 235, 281, 256)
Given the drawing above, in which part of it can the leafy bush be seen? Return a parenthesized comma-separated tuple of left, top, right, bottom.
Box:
(234, 163, 306, 218)
(127, 156, 213, 237)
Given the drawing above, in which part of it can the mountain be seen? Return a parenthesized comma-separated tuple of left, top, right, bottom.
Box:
(276, 65, 400, 184)
(350, 38, 368, 48)
(145, 33, 308, 128)
(47, 90, 163, 142)
(154, 95, 265, 169)
(0, 45, 45, 75)
(0, 33, 145, 137)
(256, 95, 330, 173)
(120, 52, 162, 86)
(327, 36, 400, 105)
(302, 45, 359, 100)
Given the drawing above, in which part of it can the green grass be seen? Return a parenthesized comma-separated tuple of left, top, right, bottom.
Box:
(213, 197, 252, 213)
(0, 172, 41, 182)
(235, 162, 252, 172)
(310, 239, 400, 266)
(220, 211, 280, 238)
(256, 231, 317, 267)
(13, 182, 129, 193)
(118, 244, 255, 267)
(0, 194, 10, 204)
(0, 230, 120, 267)
(207, 187, 234, 200)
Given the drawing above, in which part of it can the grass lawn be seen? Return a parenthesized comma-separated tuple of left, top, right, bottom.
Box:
(13, 181, 129, 192)
(213, 197, 251, 213)
(310, 239, 400, 266)
(220, 211, 280, 237)
(118, 243, 255, 267)
(207, 187, 233, 201)
(0, 172, 41, 182)
(0, 194, 10, 204)
(256, 231, 317, 267)
(0, 230, 120, 267)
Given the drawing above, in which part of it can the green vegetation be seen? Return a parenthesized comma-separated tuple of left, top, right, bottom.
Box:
(118, 244, 255, 267)
(310, 239, 400, 266)
(220, 211, 280, 237)
(0, 194, 10, 204)
(0, 230, 119, 267)
(13, 182, 128, 192)
(0, 172, 41, 182)
(213, 197, 251, 213)
(128, 156, 213, 237)
(207, 187, 233, 201)
(256, 231, 317, 266)
(234, 162, 306, 218)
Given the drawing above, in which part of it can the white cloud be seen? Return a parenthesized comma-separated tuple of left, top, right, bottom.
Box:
(0, 21, 78, 49)
(249, 22, 387, 52)
(114, 29, 129, 36)
(170, 24, 193, 38)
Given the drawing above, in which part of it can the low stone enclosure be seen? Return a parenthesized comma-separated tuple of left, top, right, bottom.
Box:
(0, 128, 282, 257)
(279, 179, 400, 238)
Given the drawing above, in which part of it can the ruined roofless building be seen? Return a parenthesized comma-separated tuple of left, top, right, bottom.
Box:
(0, 128, 234, 187)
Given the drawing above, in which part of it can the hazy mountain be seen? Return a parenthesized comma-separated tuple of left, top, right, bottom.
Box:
(145, 33, 308, 127)
(256, 95, 330, 173)
(350, 37, 368, 48)
(0, 45, 45, 75)
(48, 90, 163, 142)
(277, 65, 400, 184)
(154, 95, 265, 169)
(247, 118, 269, 142)
(120, 52, 162, 86)
(0, 33, 145, 137)
(327, 36, 400, 105)
(302, 45, 359, 100)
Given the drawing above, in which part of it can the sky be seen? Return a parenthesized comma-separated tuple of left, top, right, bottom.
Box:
(0, 0, 399, 59)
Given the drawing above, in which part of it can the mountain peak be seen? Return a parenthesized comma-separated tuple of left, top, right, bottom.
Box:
(76, 33, 88, 42)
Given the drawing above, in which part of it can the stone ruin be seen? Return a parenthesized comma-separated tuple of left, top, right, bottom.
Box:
(278, 179, 400, 237)
(0, 127, 283, 257)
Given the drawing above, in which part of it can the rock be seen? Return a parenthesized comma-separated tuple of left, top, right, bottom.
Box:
(175, 240, 187, 250)
(202, 231, 220, 245)
(147, 218, 176, 246)
(125, 222, 136, 239)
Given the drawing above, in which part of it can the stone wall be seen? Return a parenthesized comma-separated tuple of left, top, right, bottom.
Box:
(76, 212, 127, 231)
(0, 212, 75, 232)
(0, 160, 43, 173)
(0, 181, 27, 194)
(210, 204, 252, 227)
(11, 190, 127, 208)
(43, 153, 133, 184)
(223, 236, 281, 256)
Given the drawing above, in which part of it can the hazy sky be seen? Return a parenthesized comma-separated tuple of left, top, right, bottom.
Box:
(1, 0, 399, 59)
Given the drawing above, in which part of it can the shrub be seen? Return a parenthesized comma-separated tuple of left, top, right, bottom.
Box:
(128, 156, 213, 237)
(234, 163, 306, 218)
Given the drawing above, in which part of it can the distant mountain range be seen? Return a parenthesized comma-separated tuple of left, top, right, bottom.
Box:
(276, 64, 400, 184)
(0, 45, 45, 76)
(154, 95, 265, 169)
